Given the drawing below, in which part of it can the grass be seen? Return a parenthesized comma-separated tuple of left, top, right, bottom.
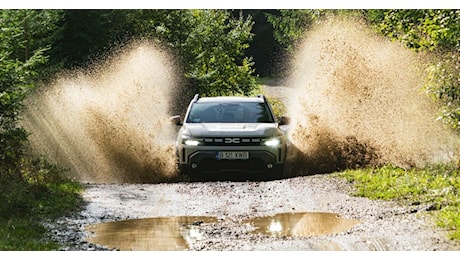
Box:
(0, 158, 84, 250)
(2, 139, 458, 249)
(336, 163, 460, 240)
(0, 218, 59, 250)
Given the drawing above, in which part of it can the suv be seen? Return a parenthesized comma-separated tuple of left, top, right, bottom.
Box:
(170, 94, 289, 180)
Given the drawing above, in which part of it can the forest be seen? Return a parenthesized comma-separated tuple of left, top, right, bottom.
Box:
(1, 9, 460, 249)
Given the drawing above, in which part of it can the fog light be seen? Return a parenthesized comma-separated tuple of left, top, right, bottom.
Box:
(191, 163, 198, 169)
(267, 163, 273, 169)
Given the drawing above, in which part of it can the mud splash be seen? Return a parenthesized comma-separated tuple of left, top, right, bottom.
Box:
(286, 17, 459, 174)
(22, 41, 180, 183)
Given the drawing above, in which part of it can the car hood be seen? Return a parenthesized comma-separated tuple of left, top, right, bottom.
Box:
(183, 123, 281, 137)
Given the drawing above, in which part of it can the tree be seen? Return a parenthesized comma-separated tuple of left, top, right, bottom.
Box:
(233, 10, 282, 78)
(366, 10, 460, 51)
(365, 9, 460, 131)
(265, 9, 327, 54)
(129, 10, 257, 97)
(48, 10, 258, 97)
(0, 10, 62, 61)
(49, 10, 124, 69)
(0, 10, 52, 206)
(182, 10, 256, 96)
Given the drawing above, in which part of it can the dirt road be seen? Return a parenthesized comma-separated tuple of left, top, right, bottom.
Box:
(43, 84, 459, 251)
(48, 173, 459, 251)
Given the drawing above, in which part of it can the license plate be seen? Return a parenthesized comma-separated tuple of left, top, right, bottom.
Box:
(217, 151, 249, 160)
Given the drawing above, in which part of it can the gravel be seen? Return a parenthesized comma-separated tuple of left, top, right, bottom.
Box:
(46, 174, 460, 251)
(42, 84, 459, 252)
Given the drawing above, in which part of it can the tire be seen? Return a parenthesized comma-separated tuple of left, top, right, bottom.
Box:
(270, 164, 285, 180)
(178, 164, 208, 182)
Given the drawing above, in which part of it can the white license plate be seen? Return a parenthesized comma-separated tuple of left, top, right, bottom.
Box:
(217, 151, 249, 160)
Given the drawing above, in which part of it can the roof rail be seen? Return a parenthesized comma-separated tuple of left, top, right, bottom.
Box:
(257, 94, 267, 102)
(192, 94, 200, 103)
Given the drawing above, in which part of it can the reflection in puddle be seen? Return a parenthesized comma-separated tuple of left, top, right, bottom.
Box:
(245, 212, 361, 237)
(85, 212, 360, 250)
(85, 216, 217, 251)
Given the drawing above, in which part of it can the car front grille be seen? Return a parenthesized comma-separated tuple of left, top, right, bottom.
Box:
(199, 158, 266, 173)
(202, 137, 262, 146)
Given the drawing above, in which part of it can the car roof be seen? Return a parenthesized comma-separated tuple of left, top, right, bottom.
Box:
(196, 96, 264, 103)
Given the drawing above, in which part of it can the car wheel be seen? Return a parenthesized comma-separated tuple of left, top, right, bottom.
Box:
(270, 164, 285, 180)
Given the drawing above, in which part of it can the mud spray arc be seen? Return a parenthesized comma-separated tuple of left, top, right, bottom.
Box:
(22, 41, 180, 184)
(285, 17, 459, 174)
(22, 18, 459, 184)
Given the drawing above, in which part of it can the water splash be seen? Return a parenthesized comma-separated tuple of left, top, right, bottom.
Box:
(286, 17, 459, 174)
(22, 41, 180, 183)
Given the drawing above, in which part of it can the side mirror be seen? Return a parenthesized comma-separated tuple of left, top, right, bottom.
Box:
(170, 115, 182, 126)
(279, 116, 290, 126)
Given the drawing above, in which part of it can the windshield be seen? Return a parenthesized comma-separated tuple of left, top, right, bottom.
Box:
(186, 102, 275, 123)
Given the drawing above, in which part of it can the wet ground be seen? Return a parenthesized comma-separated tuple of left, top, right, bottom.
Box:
(85, 212, 360, 250)
(47, 174, 460, 251)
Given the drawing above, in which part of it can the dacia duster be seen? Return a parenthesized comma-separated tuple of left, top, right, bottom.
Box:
(171, 94, 289, 180)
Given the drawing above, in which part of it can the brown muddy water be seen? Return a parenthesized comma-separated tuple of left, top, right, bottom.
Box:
(85, 216, 218, 251)
(22, 40, 181, 184)
(20, 17, 459, 184)
(85, 212, 360, 250)
(285, 17, 459, 174)
(245, 212, 360, 237)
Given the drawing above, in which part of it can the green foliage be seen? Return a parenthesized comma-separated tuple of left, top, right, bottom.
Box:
(49, 10, 258, 98)
(0, 218, 60, 250)
(248, 83, 286, 119)
(128, 9, 193, 48)
(267, 96, 286, 120)
(0, 9, 62, 78)
(0, 10, 50, 199)
(4, 8, 460, 247)
(133, 10, 258, 97)
(0, 10, 49, 173)
(0, 157, 83, 250)
(183, 10, 256, 96)
(49, 10, 123, 69)
(265, 10, 322, 53)
(339, 164, 459, 202)
(0, 175, 83, 250)
(0, 10, 59, 171)
(0, 10, 84, 250)
(437, 206, 460, 240)
(365, 10, 460, 132)
(1, 156, 82, 218)
(366, 10, 460, 51)
(423, 54, 460, 130)
(338, 164, 460, 240)
(266, 10, 362, 53)
(0, 10, 62, 61)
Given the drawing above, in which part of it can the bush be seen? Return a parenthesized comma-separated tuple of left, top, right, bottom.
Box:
(424, 53, 460, 131)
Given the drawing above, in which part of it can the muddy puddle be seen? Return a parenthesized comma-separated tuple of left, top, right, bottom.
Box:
(245, 212, 361, 237)
(85, 216, 218, 250)
(85, 212, 360, 250)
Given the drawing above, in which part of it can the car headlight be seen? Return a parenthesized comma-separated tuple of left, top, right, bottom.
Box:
(263, 137, 281, 147)
(184, 139, 201, 146)
(182, 135, 202, 146)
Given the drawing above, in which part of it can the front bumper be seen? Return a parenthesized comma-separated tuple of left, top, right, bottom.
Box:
(177, 146, 286, 174)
